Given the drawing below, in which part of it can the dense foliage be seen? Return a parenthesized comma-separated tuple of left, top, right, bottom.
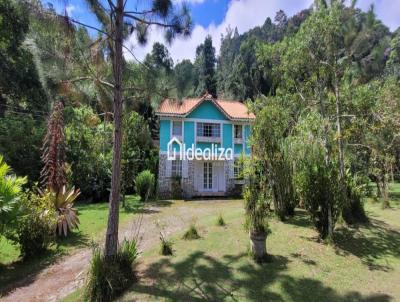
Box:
(6, 189, 57, 259)
(0, 155, 27, 233)
(251, 1, 399, 239)
(65, 106, 113, 201)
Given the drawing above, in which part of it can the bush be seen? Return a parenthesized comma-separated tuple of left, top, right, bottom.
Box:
(160, 237, 173, 256)
(216, 213, 225, 226)
(135, 170, 155, 201)
(7, 190, 57, 259)
(85, 239, 138, 302)
(342, 173, 369, 224)
(0, 155, 27, 233)
(182, 224, 200, 240)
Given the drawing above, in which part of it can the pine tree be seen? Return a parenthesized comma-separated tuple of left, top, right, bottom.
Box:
(195, 35, 217, 97)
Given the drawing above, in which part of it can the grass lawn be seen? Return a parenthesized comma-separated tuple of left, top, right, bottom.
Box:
(0, 196, 142, 292)
(65, 183, 400, 302)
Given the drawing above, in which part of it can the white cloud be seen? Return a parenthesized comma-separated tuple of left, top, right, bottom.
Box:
(65, 4, 75, 16)
(124, 0, 400, 64)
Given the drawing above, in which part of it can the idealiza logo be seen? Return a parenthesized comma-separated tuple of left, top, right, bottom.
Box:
(167, 137, 233, 161)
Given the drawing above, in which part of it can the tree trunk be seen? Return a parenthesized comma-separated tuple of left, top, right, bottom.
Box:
(317, 77, 334, 240)
(250, 231, 266, 262)
(334, 74, 345, 180)
(105, 0, 124, 257)
(376, 180, 382, 198)
(332, 71, 345, 241)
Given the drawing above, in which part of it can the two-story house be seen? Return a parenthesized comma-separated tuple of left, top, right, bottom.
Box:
(156, 94, 255, 198)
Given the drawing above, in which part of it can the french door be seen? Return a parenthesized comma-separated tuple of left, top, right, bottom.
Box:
(203, 162, 213, 190)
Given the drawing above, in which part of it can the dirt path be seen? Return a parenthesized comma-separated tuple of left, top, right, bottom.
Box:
(0, 200, 238, 302)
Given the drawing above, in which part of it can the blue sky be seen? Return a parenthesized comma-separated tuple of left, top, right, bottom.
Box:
(44, 0, 400, 62)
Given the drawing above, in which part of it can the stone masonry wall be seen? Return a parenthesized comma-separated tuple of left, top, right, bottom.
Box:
(158, 154, 172, 199)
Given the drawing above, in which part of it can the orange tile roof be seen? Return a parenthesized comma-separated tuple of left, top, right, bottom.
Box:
(156, 95, 255, 121)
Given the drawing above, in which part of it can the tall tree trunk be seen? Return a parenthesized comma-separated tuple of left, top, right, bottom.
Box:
(334, 74, 345, 180)
(105, 0, 124, 257)
(333, 71, 345, 240)
(317, 77, 334, 240)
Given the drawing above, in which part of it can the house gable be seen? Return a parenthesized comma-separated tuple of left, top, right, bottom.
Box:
(186, 100, 228, 120)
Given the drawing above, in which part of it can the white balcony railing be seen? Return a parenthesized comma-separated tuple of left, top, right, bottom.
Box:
(196, 136, 221, 143)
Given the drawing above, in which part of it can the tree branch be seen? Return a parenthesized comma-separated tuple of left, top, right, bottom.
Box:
(123, 13, 179, 28)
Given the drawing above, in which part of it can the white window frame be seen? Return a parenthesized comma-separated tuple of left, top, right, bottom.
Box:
(197, 122, 220, 138)
(172, 121, 183, 137)
(234, 124, 243, 139)
(171, 159, 182, 177)
(234, 158, 243, 179)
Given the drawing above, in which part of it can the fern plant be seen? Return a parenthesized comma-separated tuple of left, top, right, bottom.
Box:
(0, 155, 27, 232)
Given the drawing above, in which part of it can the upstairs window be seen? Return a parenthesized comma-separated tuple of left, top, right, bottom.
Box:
(197, 123, 220, 137)
(234, 125, 243, 139)
(172, 121, 182, 136)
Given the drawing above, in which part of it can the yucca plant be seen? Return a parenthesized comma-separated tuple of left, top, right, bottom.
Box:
(42, 186, 81, 236)
(0, 155, 27, 232)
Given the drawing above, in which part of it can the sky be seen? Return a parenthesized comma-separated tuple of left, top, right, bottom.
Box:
(45, 0, 400, 63)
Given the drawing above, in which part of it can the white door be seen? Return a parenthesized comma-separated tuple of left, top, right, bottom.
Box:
(203, 162, 213, 191)
(194, 161, 226, 193)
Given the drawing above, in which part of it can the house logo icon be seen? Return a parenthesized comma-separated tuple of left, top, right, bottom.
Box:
(167, 137, 183, 160)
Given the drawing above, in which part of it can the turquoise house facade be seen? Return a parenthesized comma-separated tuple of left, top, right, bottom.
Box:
(156, 95, 254, 198)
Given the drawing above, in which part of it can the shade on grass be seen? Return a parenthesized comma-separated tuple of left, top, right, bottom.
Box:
(116, 186, 400, 302)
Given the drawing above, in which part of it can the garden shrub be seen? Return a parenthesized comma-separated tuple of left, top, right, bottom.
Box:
(182, 224, 200, 240)
(135, 170, 155, 201)
(85, 239, 138, 302)
(159, 236, 173, 256)
(216, 213, 225, 226)
(7, 190, 57, 259)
